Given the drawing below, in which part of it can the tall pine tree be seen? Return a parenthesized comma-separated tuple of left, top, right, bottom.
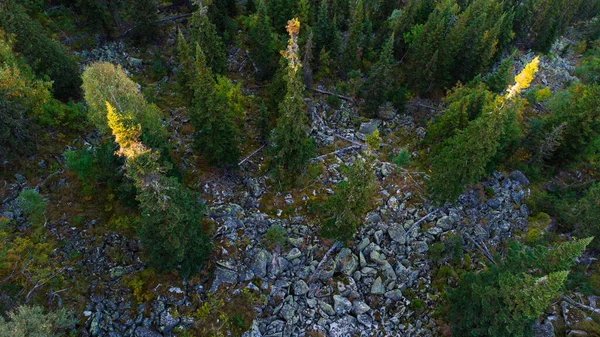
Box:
(270, 19, 315, 185)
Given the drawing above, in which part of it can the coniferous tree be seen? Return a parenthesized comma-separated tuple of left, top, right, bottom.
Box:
(343, 0, 366, 72)
(427, 57, 539, 202)
(189, 44, 245, 166)
(246, 2, 278, 81)
(320, 135, 378, 242)
(449, 238, 593, 337)
(313, 0, 334, 69)
(0, 0, 81, 100)
(189, 3, 227, 74)
(0, 31, 51, 158)
(106, 101, 212, 277)
(81, 62, 167, 149)
(270, 19, 315, 185)
(362, 34, 396, 117)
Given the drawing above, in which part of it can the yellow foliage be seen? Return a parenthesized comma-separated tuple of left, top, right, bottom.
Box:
(507, 56, 540, 99)
(282, 18, 302, 74)
(105, 101, 145, 158)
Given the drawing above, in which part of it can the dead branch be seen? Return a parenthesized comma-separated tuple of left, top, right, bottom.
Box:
(463, 232, 496, 265)
(309, 241, 343, 283)
(561, 295, 600, 314)
(238, 145, 266, 166)
(404, 211, 437, 240)
(312, 88, 355, 104)
(311, 145, 362, 161)
(334, 133, 364, 147)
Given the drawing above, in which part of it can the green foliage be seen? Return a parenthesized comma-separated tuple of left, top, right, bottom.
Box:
(405, 0, 510, 93)
(189, 4, 227, 74)
(0, 306, 75, 337)
(270, 21, 315, 185)
(245, 6, 279, 81)
(65, 149, 96, 195)
(107, 102, 212, 278)
(189, 45, 245, 166)
(429, 242, 446, 265)
(361, 34, 396, 117)
(265, 225, 286, 248)
(545, 83, 600, 163)
(484, 52, 516, 93)
(0, 0, 81, 99)
(127, 0, 159, 42)
(428, 111, 502, 203)
(320, 156, 377, 242)
(17, 189, 47, 227)
(392, 149, 411, 168)
(448, 238, 592, 337)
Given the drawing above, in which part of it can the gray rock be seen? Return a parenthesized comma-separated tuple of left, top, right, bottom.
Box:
(384, 289, 403, 301)
(371, 277, 385, 295)
(109, 267, 124, 279)
(319, 300, 335, 316)
(388, 223, 406, 244)
(251, 250, 270, 278)
(334, 295, 352, 314)
(210, 267, 238, 292)
(293, 280, 309, 296)
(286, 248, 302, 260)
(134, 327, 161, 337)
(359, 119, 381, 135)
(15, 173, 26, 183)
(357, 313, 373, 328)
(335, 248, 359, 276)
(436, 216, 454, 231)
(487, 199, 502, 210)
(353, 301, 371, 315)
(329, 316, 359, 337)
(412, 241, 429, 254)
(280, 303, 296, 321)
(316, 259, 336, 280)
(533, 319, 555, 337)
(509, 170, 530, 186)
(369, 250, 387, 265)
(357, 238, 370, 251)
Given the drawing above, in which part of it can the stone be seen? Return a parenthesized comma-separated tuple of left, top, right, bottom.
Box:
(388, 223, 406, 244)
(369, 250, 387, 265)
(319, 300, 335, 316)
(533, 319, 555, 337)
(436, 216, 454, 231)
(109, 267, 124, 279)
(353, 301, 371, 315)
(336, 248, 359, 276)
(134, 327, 162, 337)
(251, 250, 270, 278)
(280, 303, 296, 321)
(293, 280, 309, 296)
(359, 119, 381, 135)
(316, 259, 336, 280)
(329, 316, 359, 337)
(210, 267, 238, 292)
(509, 170, 530, 186)
(412, 241, 429, 254)
(387, 196, 398, 209)
(357, 238, 370, 251)
(357, 313, 373, 328)
(384, 289, 403, 301)
(89, 312, 101, 336)
(333, 295, 352, 314)
(286, 248, 302, 260)
(371, 277, 385, 295)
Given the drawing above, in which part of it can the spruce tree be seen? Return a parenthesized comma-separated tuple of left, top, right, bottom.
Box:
(246, 2, 278, 81)
(313, 0, 334, 68)
(189, 3, 227, 74)
(0, 0, 81, 99)
(361, 34, 396, 117)
(449, 238, 592, 337)
(270, 19, 315, 185)
(106, 101, 212, 277)
(189, 44, 244, 166)
(343, 0, 366, 72)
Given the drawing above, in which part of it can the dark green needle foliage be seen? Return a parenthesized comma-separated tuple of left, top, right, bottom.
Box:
(448, 238, 593, 337)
